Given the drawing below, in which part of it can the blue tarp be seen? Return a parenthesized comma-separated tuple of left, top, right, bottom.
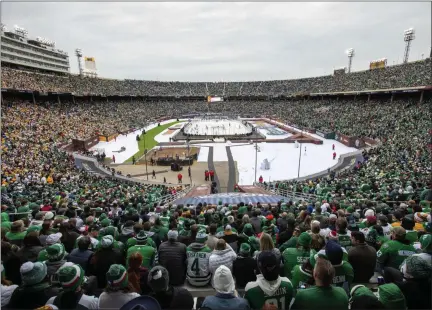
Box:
(174, 192, 288, 205)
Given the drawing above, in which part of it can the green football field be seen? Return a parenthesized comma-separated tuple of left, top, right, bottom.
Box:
(125, 121, 179, 162)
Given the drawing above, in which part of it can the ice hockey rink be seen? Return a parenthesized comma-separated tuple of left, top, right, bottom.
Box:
(183, 119, 252, 136)
(91, 118, 359, 181)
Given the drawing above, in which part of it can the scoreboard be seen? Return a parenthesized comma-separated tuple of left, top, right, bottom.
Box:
(207, 96, 223, 102)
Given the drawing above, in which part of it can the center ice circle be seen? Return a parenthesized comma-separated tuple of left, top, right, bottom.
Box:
(183, 119, 252, 136)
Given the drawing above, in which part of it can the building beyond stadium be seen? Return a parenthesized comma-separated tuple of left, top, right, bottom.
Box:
(0, 25, 70, 74)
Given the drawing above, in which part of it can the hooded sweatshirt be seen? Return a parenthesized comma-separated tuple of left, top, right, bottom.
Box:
(244, 274, 294, 310)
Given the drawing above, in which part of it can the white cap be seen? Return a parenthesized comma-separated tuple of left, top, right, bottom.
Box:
(44, 211, 54, 220)
(365, 209, 375, 217)
(46, 233, 62, 245)
(213, 265, 235, 294)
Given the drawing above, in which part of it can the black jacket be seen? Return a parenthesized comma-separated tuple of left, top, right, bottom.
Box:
(233, 255, 257, 288)
(150, 286, 194, 310)
(396, 279, 431, 309)
(61, 231, 80, 253)
(7, 283, 59, 309)
(88, 247, 125, 288)
(348, 243, 377, 283)
(278, 229, 294, 247)
(222, 234, 238, 253)
(158, 240, 187, 286)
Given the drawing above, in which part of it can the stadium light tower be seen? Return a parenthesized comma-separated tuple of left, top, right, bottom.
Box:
(346, 48, 355, 73)
(403, 28, 415, 64)
(75, 48, 83, 76)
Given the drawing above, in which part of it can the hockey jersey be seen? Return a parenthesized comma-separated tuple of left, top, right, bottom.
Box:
(282, 247, 311, 278)
(377, 240, 416, 269)
(337, 231, 352, 251)
(244, 275, 294, 310)
(332, 261, 354, 288)
(291, 265, 313, 293)
(159, 215, 170, 228)
(186, 242, 212, 287)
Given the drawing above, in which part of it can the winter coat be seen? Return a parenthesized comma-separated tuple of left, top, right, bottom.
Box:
(250, 217, 262, 234)
(202, 293, 250, 310)
(88, 247, 125, 288)
(61, 231, 80, 253)
(158, 240, 187, 286)
(348, 243, 377, 283)
(209, 247, 237, 286)
(7, 282, 59, 309)
(46, 293, 99, 310)
(395, 278, 431, 310)
(233, 255, 258, 288)
(16, 245, 44, 263)
(1, 253, 22, 285)
(150, 286, 194, 310)
(67, 248, 94, 272)
(222, 234, 238, 253)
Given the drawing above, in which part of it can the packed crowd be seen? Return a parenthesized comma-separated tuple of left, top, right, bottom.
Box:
(2, 58, 430, 96)
(1, 64, 431, 309)
(1, 195, 431, 309)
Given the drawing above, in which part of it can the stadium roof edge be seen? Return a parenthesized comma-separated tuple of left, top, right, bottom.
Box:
(309, 85, 432, 96)
(2, 86, 431, 97)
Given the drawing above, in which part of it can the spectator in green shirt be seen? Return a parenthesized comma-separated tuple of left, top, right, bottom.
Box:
(291, 257, 348, 310)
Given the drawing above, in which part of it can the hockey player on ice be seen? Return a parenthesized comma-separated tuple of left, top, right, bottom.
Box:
(304, 146, 307, 155)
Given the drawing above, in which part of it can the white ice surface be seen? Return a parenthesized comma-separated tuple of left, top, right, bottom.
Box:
(90, 119, 176, 163)
(230, 140, 358, 185)
(154, 122, 186, 143)
(184, 119, 250, 135)
(257, 128, 292, 140)
(197, 146, 210, 162)
(195, 143, 229, 162)
(250, 121, 292, 140)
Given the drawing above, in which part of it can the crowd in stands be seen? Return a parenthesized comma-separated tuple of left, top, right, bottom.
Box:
(1, 60, 431, 309)
(2, 58, 431, 96)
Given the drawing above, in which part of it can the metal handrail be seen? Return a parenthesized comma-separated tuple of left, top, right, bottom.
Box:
(255, 183, 319, 201)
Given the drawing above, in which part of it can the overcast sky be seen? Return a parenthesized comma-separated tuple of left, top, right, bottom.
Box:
(1, 2, 431, 81)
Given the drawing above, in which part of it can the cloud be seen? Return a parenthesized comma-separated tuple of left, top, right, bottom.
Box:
(1, 2, 430, 81)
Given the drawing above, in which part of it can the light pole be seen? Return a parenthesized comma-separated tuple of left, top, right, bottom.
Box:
(143, 130, 148, 180)
(254, 142, 260, 184)
(346, 48, 355, 73)
(297, 142, 302, 178)
(403, 28, 415, 64)
(187, 140, 192, 184)
(75, 48, 83, 76)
